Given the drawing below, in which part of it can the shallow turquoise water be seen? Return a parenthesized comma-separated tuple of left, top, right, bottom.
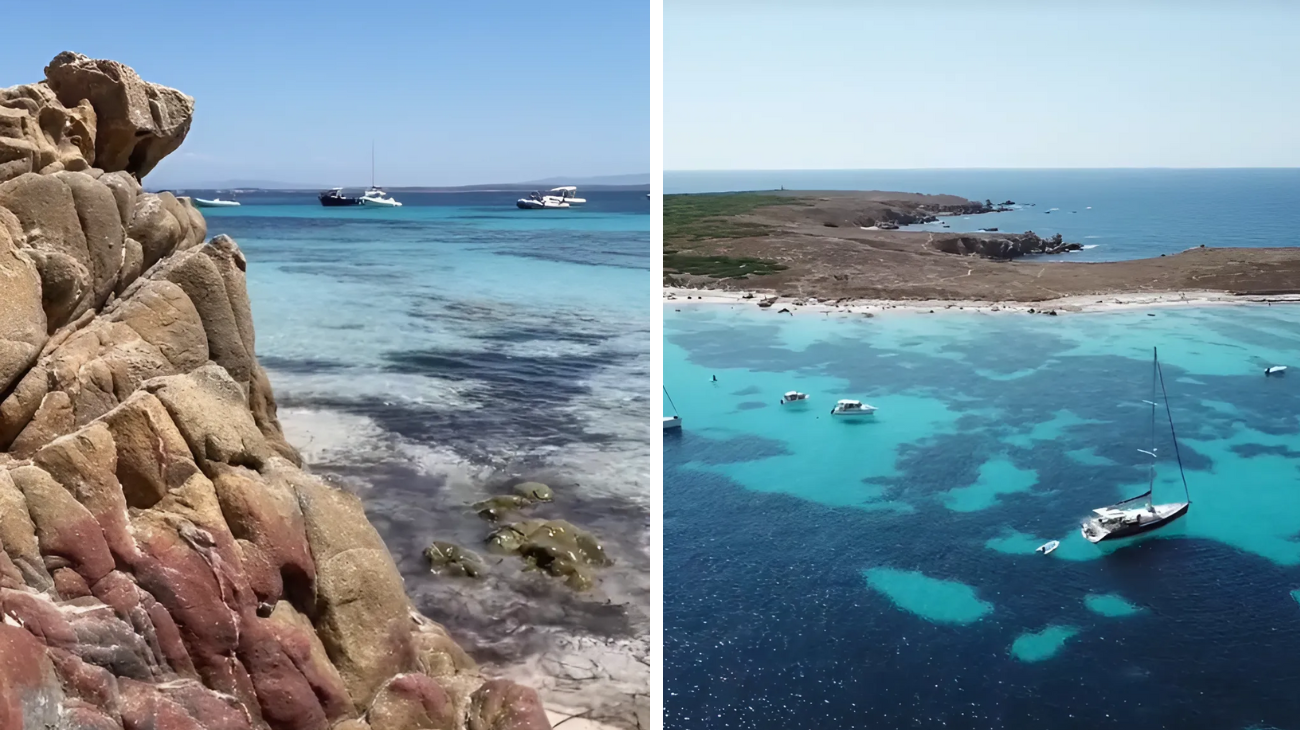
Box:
(202, 190, 649, 682)
(665, 302, 1300, 729)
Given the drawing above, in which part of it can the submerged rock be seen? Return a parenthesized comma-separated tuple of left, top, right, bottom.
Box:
(512, 481, 553, 502)
(424, 541, 487, 578)
(486, 519, 611, 591)
(473, 494, 534, 521)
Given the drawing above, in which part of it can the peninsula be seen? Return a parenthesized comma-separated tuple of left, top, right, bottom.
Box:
(664, 191, 1300, 304)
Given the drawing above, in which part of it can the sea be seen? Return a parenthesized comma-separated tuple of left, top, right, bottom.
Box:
(667, 168, 1300, 261)
(664, 170, 1300, 730)
(192, 189, 650, 722)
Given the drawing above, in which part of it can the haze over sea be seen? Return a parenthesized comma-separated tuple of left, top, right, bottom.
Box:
(199, 189, 650, 717)
(667, 169, 1300, 261)
(664, 169, 1300, 729)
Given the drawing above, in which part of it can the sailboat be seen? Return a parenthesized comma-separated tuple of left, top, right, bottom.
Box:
(1080, 347, 1191, 543)
(360, 142, 402, 207)
(663, 386, 682, 431)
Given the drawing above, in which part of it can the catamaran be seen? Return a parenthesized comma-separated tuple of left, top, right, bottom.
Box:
(664, 386, 682, 430)
(1080, 347, 1191, 544)
(780, 391, 809, 405)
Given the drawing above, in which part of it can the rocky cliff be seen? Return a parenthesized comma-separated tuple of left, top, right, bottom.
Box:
(0, 53, 551, 730)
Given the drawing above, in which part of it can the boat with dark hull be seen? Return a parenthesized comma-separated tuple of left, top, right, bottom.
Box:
(1081, 347, 1192, 544)
(319, 188, 361, 207)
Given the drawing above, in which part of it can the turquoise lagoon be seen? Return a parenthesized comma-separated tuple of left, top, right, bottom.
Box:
(665, 302, 1300, 729)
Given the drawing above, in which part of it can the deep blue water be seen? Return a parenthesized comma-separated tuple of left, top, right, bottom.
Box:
(194, 190, 650, 700)
(666, 169, 1300, 261)
(665, 303, 1300, 730)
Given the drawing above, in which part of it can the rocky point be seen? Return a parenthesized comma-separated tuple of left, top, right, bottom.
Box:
(0, 53, 552, 730)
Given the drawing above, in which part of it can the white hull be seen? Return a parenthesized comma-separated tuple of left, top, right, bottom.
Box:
(1081, 501, 1189, 543)
(361, 197, 401, 207)
(194, 198, 240, 207)
(831, 408, 876, 417)
(517, 198, 569, 209)
(663, 416, 682, 431)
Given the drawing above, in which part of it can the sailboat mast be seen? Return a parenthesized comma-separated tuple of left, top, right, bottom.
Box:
(371, 142, 375, 188)
(663, 386, 679, 417)
(1155, 347, 1192, 504)
(1147, 347, 1157, 506)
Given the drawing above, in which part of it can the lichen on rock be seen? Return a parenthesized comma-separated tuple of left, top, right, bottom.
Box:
(0, 54, 552, 730)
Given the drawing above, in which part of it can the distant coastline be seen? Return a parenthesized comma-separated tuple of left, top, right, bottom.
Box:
(664, 189, 1300, 304)
(149, 173, 651, 192)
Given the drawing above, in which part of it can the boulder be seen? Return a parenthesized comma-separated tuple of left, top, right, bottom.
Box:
(0, 210, 45, 393)
(143, 363, 271, 471)
(0, 623, 63, 730)
(288, 469, 416, 708)
(44, 52, 194, 179)
(0, 82, 95, 184)
(423, 542, 487, 578)
(512, 482, 553, 502)
(0, 172, 94, 327)
(467, 680, 551, 730)
(368, 674, 455, 730)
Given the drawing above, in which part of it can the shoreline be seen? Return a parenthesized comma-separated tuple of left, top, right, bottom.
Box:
(664, 286, 1300, 316)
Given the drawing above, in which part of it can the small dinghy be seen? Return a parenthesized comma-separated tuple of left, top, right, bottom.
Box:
(780, 391, 809, 405)
(1266, 365, 1287, 377)
(193, 197, 240, 208)
(1036, 540, 1060, 555)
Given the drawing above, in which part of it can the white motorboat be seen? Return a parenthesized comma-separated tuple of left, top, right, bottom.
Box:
(547, 186, 586, 204)
(780, 391, 809, 405)
(1266, 365, 1287, 376)
(516, 191, 570, 209)
(1036, 540, 1060, 555)
(359, 143, 401, 206)
(193, 197, 240, 208)
(664, 386, 682, 430)
(1080, 347, 1191, 544)
(831, 399, 877, 417)
(360, 187, 402, 207)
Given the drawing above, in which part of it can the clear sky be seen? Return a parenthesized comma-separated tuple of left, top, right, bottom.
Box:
(0, 1, 649, 187)
(667, 1, 1300, 170)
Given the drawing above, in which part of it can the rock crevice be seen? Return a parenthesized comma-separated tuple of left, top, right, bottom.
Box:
(1, 54, 550, 730)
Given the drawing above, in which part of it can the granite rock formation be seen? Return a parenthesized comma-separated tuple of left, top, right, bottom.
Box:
(0, 54, 551, 730)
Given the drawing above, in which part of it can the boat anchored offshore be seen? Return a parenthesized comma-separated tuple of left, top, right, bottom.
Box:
(1080, 347, 1191, 544)
(780, 391, 809, 405)
(831, 399, 877, 417)
(1266, 365, 1287, 376)
(358, 143, 401, 206)
(664, 386, 682, 430)
(516, 191, 569, 209)
(547, 186, 585, 204)
(1036, 540, 1060, 555)
(360, 187, 402, 207)
(193, 197, 239, 208)
(319, 188, 361, 207)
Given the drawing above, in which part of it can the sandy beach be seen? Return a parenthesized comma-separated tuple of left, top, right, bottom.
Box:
(664, 286, 1300, 316)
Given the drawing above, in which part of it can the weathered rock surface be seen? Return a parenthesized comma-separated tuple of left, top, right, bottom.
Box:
(0, 55, 550, 730)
